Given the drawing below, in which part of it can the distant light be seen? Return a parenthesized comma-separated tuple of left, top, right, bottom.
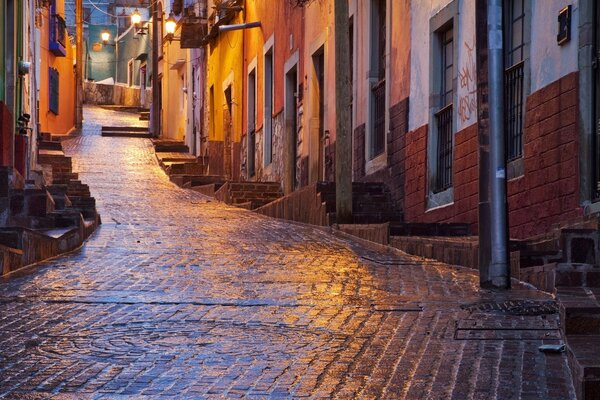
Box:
(165, 12, 177, 35)
(131, 8, 142, 26)
(101, 30, 110, 44)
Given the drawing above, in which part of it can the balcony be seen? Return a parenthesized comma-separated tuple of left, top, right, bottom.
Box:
(49, 14, 67, 57)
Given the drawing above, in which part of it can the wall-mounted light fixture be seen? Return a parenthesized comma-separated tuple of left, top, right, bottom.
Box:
(131, 8, 148, 35)
(164, 12, 180, 42)
(101, 30, 115, 46)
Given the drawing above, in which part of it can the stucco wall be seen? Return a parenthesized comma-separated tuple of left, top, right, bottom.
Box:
(409, 0, 477, 132)
(86, 24, 116, 82)
(39, 7, 76, 135)
(530, 0, 579, 92)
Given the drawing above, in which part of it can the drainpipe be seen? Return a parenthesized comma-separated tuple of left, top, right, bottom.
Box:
(486, 0, 510, 288)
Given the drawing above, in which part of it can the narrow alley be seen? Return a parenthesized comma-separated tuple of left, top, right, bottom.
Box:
(0, 107, 575, 398)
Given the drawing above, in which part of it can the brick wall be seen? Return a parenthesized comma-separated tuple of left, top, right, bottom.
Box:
(403, 72, 582, 240)
(353, 124, 365, 179)
(508, 72, 581, 239)
(403, 123, 479, 230)
(353, 98, 409, 211)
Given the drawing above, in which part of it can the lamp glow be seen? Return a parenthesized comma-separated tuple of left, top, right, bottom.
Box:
(165, 12, 177, 35)
(101, 30, 110, 44)
(131, 8, 142, 26)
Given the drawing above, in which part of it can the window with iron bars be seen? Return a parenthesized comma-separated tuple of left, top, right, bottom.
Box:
(504, 0, 526, 160)
(434, 26, 454, 192)
(370, 0, 386, 159)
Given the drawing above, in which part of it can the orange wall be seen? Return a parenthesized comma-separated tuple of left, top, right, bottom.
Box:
(39, 6, 76, 135)
(242, 0, 304, 135)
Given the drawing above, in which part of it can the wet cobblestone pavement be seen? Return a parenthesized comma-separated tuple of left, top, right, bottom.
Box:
(0, 106, 576, 398)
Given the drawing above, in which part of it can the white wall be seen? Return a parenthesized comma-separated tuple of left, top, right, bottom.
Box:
(409, 0, 478, 132)
(530, 0, 579, 92)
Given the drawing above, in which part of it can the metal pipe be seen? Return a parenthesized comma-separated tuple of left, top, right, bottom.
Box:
(218, 22, 261, 33)
(487, 0, 510, 288)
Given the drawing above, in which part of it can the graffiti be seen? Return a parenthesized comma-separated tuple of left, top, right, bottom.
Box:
(458, 39, 477, 125)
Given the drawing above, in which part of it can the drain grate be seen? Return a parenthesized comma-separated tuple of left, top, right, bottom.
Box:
(461, 300, 558, 316)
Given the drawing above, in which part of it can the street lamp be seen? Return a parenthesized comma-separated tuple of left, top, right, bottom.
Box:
(100, 30, 114, 46)
(165, 12, 177, 37)
(131, 8, 147, 35)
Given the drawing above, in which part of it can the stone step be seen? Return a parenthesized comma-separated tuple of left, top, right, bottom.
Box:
(101, 126, 149, 132)
(564, 335, 600, 400)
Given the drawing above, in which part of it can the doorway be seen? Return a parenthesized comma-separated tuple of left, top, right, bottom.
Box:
(285, 66, 298, 193)
(224, 86, 233, 179)
(312, 47, 325, 182)
(248, 69, 256, 178)
(139, 64, 147, 107)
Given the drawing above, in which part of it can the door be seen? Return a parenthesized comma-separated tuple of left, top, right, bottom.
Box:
(312, 49, 325, 181)
(285, 66, 298, 193)
(248, 70, 256, 178)
(140, 64, 147, 107)
(224, 86, 233, 179)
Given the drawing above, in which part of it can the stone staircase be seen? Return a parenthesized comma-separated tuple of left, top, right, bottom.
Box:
(0, 138, 100, 276)
(509, 226, 600, 399)
(101, 126, 151, 138)
(214, 182, 283, 210)
(318, 182, 403, 225)
(152, 139, 224, 190)
(254, 181, 403, 226)
(139, 109, 150, 121)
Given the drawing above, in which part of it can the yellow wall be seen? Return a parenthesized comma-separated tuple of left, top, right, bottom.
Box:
(39, 6, 76, 135)
(206, 11, 244, 144)
(161, 37, 188, 141)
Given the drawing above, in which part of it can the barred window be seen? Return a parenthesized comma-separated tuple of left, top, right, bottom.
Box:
(49, 68, 59, 115)
(504, 0, 526, 160)
(435, 26, 454, 192)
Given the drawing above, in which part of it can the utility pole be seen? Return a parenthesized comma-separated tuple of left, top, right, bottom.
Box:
(75, 0, 83, 130)
(151, 1, 160, 137)
(486, 0, 510, 288)
(333, 0, 352, 224)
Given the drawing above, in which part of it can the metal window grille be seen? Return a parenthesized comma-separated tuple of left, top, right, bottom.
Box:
(435, 104, 453, 192)
(505, 61, 524, 160)
(49, 68, 59, 115)
(372, 80, 386, 157)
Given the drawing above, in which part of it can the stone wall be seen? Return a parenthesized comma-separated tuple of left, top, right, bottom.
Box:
(83, 81, 151, 108)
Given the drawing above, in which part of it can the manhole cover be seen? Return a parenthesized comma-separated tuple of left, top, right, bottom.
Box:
(461, 300, 558, 316)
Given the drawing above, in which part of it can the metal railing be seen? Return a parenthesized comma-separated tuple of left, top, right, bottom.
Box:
(505, 61, 524, 161)
(372, 79, 386, 157)
(435, 103, 453, 192)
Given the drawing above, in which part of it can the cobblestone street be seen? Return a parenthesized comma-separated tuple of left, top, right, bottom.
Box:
(0, 106, 576, 398)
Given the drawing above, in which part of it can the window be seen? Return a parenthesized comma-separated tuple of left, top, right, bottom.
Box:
(428, 0, 457, 206)
(264, 48, 273, 166)
(504, 0, 526, 161)
(370, 0, 386, 159)
(49, 68, 59, 114)
(434, 26, 454, 192)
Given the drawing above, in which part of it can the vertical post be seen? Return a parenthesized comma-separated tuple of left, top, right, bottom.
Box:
(75, 0, 83, 130)
(334, 0, 352, 224)
(476, 0, 491, 285)
(487, 0, 510, 288)
(151, 2, 160, 138)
